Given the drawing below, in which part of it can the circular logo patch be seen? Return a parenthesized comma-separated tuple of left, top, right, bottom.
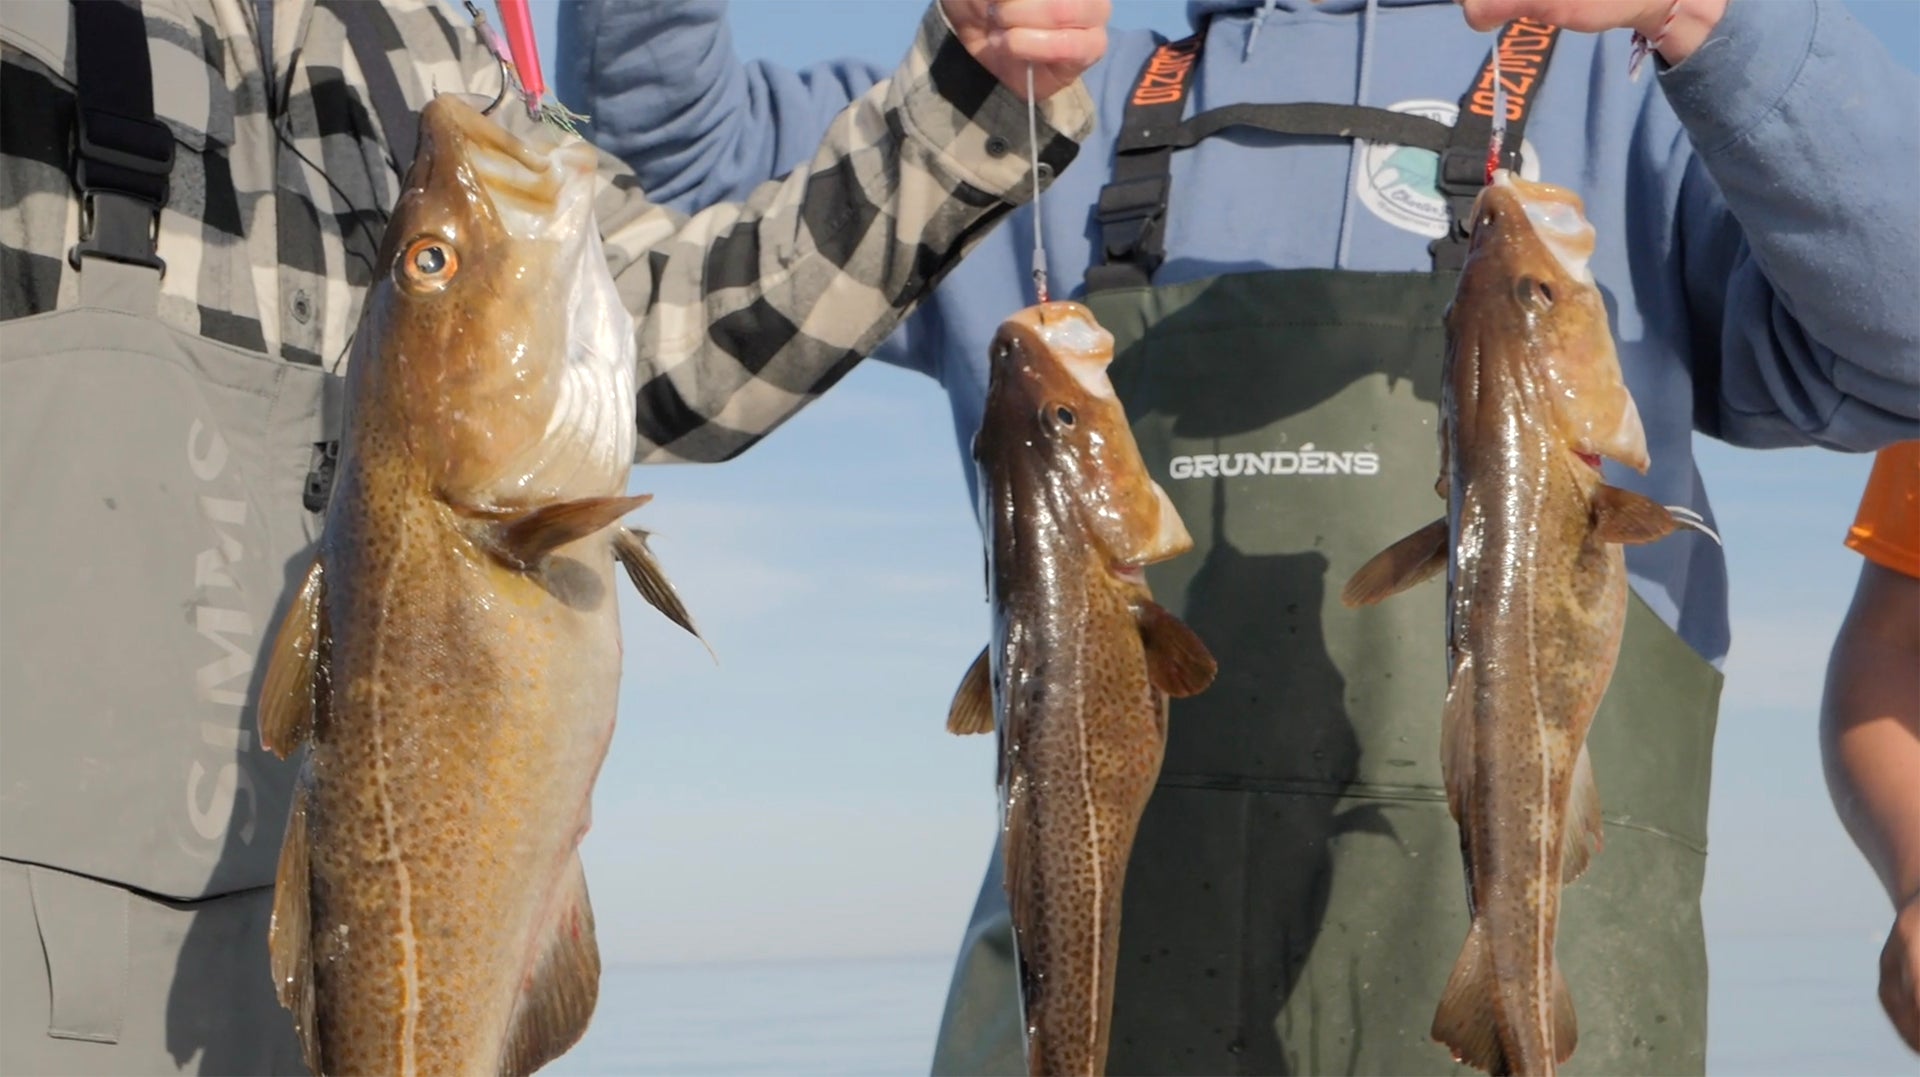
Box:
(1357, 99, 1541, 239)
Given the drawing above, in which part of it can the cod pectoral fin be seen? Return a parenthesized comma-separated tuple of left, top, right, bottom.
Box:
(1137, 601, 1218, 698)
(268, 785, 319, 1076)
(613, 527, 715, 663)
(501, 853, 603, 1077)
(468, 493, 655, 570)
(1590, 484, 1678, 546)
(1342, 518, 1448, 608)
(947, 647, 994, 735)
(259, 555, 327, 757)
(1563, 744, 1604, 884)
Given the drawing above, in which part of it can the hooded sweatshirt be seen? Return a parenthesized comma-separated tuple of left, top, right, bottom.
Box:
(559, 0, 1920, 667)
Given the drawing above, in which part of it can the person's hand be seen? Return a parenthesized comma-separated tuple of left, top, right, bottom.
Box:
(942, 0, 1110, 102)
(1883, 893, 1920, 1054)
(1453, 0, 1727, 65)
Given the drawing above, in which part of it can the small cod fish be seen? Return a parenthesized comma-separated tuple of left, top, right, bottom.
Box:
(257, 95, 700, 1077)
(947, 302, 1218, 1076)
(1343, 171, 1700, 1075)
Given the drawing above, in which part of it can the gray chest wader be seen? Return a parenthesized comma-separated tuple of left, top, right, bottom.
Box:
(930, 22, 1722, 1076)
(0, 2, 410, 1070)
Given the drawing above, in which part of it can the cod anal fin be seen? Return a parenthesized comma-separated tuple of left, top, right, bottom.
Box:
(500, 853, 603, 1077)
(1342, 518, 1448, 608)
(1137, 600, 1218, 698)
(1562, 744, 1604, 884)
(470, 494, 655, 569)
(259, 555, 327, 757)
(1591, 485, 1677, 546)
(613, 527, 715, 663)
(1430, 920, 1509, 1076)
(268, 784, 319, 1076)
(947, 647, 994, 736)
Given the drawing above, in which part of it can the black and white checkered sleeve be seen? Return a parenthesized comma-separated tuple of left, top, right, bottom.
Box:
(590, 1, 1094, 464)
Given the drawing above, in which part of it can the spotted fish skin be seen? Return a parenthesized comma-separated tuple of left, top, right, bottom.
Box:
(1345, 172, 1686, 1076)
(255, 94, 697, 1077)
(949, 302, 1216, 1076)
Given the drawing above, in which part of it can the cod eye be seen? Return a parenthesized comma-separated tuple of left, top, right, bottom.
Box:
(1515, 276, 1554, 310)
(399, 237, 459, 292)
(1045, 405, 1076, 429)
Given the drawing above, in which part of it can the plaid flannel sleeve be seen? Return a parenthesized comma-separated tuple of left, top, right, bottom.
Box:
(587, 1, 1094, 464)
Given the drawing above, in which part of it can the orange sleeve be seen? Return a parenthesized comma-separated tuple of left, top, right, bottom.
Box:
(1845, 441, 1920, 580)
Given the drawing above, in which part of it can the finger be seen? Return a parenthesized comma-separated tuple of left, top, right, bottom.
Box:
(1455, 0, 1520, 33)
(940, 0, 994, 38)
(997, 25, 1108, 69)
(987, 0, 1110, 31)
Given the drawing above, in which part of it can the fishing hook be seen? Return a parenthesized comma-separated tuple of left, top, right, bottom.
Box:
(463, 1, 512, 115)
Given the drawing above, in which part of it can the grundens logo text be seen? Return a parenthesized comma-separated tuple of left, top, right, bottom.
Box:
(1168, 444, 1381, 480)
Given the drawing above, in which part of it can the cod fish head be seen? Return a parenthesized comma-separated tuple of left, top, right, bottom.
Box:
(978, 301, 1192, 568)
(1453, 170, 1648, 473)
(352, 94, 637, 508)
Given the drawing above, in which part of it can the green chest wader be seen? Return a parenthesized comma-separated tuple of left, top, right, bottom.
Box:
(0, 3, 415, 1070)
(930, 22, 1723, 1076)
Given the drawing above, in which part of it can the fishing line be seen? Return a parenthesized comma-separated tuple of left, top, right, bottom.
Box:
(1026, 63, 1049, 305)
(1485, 28, 1506, 183)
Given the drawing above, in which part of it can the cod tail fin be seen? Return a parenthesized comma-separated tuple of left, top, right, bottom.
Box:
(1432, 920, 1579, 1074)
(1431, 920, 1509, 1075)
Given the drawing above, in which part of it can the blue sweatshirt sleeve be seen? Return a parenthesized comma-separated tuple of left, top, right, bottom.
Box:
(557, 0, 935, 375)
(556, 0, 888, 214)
(1659, 0, 1920, 450)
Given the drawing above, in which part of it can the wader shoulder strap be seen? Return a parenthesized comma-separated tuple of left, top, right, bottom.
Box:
(1431, 18, 1562, 269)
(67, 0, 172, 275)
(1086, 17, 1561, 291)
(1085, 31, 1204, 293)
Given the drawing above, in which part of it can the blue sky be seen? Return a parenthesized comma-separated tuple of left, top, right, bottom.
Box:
(519, 0, 1918, 1056)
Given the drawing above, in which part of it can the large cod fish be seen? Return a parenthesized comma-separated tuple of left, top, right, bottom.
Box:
(257, 95, 699, 1076)
(947, 302, 1218, 1076)
(1343, 171, 1699, 1075)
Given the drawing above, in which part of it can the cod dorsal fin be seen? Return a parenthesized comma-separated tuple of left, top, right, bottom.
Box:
(499, 853, 602, 1077)
(947, 647, 994, 735)
(613, 527, 715, 662)
(1136, 601, 1217, 698)
(469, 494, 654, 569)
(267, 785, 319, 1075)
(1552, 957, 1579, 1063)
(1440, 655, 1476, 825)
(259, 556, 327, 757)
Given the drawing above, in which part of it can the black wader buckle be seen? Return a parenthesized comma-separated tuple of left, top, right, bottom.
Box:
(68, 105, 173, 274)
(303, 441, 340, 514)
(1095, 173, 1172, 268)
(1088, 172, 1173, 291)
(1428, 144, 1493, 269)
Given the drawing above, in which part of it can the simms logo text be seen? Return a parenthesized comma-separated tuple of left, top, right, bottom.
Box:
(1168, 443, 1381, 480)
